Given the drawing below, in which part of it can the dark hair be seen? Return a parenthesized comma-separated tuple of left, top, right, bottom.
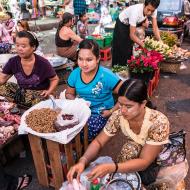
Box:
(16, 31, 39, 50)
(144, 0, 160, 9)
(78, 39, 100, 59)
(79, 12, 86, 19)
(110, 4, 113, 8)
(118, 79, 148, 103)
(59, 12, 74, 28)
(6, 11, 13, 18)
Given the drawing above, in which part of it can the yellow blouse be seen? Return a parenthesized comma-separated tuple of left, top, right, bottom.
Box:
(103, 107, 170, 162)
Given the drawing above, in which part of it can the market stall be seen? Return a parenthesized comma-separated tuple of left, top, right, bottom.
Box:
(0, 96, 23, 165)
(19, 98, 91, 190)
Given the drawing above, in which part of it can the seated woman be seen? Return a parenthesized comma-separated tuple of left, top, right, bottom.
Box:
(4, 12, 15, 35)
(65, 39, 123, 140)
(16, 20, 30, 32)
(55, 12, 83, 61)
(0, 23, 13, 53)
(0, 31, 59, 99)
(12, 20, 30, 42)
(67, 79, 188, 189)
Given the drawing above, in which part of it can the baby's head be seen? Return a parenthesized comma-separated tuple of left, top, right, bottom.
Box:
(142, 18, 149, 29)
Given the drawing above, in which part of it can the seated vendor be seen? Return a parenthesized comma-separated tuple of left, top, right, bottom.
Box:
(65, 39, 123, 140)
(0, 31, 59, 98)
(0, 22, 13, 54)
(4, 12, 15, 35)
(55, 12, 83, 61)
(67, 79, 188, 189)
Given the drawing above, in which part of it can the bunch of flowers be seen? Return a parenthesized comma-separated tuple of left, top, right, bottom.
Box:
(127, 48, 163, 73)
(144, 37, 172, 58)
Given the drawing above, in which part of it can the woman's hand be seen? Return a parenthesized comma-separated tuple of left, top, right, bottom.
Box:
(40, 90, 51, 97)
(101, 110, 112, 118)
(86, 163, 115, 181)
(67, 162, 86, 183)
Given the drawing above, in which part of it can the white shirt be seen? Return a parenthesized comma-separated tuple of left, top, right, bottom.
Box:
(184, 0, 190, 15)
(119, 4, 157, 26)
(65, 0, 74, 14)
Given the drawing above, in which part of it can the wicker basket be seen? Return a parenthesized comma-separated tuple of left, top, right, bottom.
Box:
(160, 61, 181, 74)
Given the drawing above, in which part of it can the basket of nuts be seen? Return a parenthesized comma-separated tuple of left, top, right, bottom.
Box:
(19, 98, 91, 144)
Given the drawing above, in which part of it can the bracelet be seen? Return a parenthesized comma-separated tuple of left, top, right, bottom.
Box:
(113, 161, 118, 174)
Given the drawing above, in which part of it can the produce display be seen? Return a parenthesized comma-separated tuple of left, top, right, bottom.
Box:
(167, 45, 189, 62)
(26, 108, 79, 133)
(0, 100, 21, 145)
(144, 37, 172, 58)
(112, 65, 129, 79)
(160, 31, 178, 47)
(26, 108, 58, 133)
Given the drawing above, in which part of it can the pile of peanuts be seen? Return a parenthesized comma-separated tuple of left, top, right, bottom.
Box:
(25, 108, 58, 133)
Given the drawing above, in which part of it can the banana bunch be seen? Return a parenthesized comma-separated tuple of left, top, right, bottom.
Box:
(161, 31, 178, 47)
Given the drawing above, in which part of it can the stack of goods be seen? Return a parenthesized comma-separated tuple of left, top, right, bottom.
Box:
(0, 99, 21, 145)
(26, 108, 79, 133)
(0, 82, 45, 108)
(86, 33, 113, 48)
(112, 65, 129, 80)
(167, 45, 189, 62)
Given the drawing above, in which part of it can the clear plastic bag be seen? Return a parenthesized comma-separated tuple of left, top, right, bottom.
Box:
(60, 179, 87, 190)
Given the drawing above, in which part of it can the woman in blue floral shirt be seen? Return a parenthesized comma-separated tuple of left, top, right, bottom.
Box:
(66, 39, 123, 140)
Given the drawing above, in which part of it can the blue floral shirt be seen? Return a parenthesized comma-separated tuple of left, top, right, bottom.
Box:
(67, 66, 121, 115)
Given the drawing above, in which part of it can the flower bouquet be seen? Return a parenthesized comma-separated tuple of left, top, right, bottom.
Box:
(144, 37, 172, 59)
(127, 48, 163, 82)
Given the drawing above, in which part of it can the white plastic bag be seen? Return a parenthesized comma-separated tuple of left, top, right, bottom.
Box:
(19, 98, 91, 144)
(60, 179, 87, 190)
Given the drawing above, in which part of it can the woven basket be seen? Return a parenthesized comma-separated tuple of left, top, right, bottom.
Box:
(160, 61, 181, 74)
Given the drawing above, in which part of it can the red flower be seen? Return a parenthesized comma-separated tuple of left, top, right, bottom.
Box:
(127, 48, 163, 73)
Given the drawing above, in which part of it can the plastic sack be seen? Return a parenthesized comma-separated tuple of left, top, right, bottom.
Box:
(19, 98, 91, 144)
(60, 179, 87, 190)
(149, 159, 189, 190)
(46, 55, 68, 67)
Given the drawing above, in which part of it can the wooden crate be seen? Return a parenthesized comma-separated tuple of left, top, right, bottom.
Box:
(28, 124, 88, 190)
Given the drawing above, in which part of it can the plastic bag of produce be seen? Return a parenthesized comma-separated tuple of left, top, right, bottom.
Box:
(60, 179, 87, 190)
(19, 98, 91, 144)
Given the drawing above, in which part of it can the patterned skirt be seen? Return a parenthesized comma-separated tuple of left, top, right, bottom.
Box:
(87, 114, 108, 141)
(0, 43, 12, 54)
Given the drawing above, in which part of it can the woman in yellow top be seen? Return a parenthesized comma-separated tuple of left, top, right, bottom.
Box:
(67, 79, 188, 189)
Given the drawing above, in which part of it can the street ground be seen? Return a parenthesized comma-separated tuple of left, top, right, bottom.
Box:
(3, 26, 190, 189)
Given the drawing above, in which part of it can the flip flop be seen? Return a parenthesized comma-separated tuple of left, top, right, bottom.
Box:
(16, 174, 32, 190)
